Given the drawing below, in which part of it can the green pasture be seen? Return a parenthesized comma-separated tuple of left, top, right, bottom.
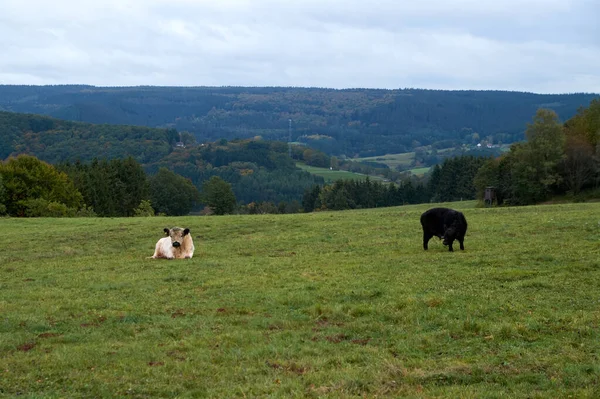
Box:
(1, 202, 600, 398)
(354, 152, 415, 170)
(296, 163, 387, 182)
(407, 166, 431, 176)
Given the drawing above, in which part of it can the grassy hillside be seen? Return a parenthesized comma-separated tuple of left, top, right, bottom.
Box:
(355, 152, 416, 170)
(296, 163, 388, 183)
(1, 202, 600, 397)
(408, 166, 431, 176)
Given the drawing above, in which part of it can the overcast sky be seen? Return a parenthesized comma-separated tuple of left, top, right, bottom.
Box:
(1, 0, 599, 93)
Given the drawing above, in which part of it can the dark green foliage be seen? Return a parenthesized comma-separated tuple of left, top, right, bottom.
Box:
(302, 185, 322, 212)
(134, 200, 155, 217)
(148, 139, 323, 204)
(200, 176, 237, 215)
(1, 86, 596, 157)
(0, 111, 175, 164)
(59, 157, 149, 217)
(562, 99, 600, 193)
(303, 178, 428, 212)
(149, 168, 200, 216)
(428, 156, 488, 202)
(0, 155, 84, 216)
(302, 148, 331, 167)
(0, 175, 8, 215)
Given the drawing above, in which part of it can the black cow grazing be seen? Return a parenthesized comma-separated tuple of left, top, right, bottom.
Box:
(420, 207, 468, 252)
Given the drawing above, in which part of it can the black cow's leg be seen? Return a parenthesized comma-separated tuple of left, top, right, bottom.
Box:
(423, 232, 433, 250)
(447, 240, 454, 252)
(459, 238, 465, 250)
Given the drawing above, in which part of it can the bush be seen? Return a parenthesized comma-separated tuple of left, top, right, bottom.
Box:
(134, 200, 155, 217)
(24, 198, 76, 217)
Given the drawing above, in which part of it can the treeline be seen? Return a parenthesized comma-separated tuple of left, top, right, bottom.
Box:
(301, 155, 484, 211)
(474, 100, 600, 205)
(302, 179, 429, 211)
(0, 155, 204, 217)
(0, 154, 314, 218)
(0, 152, 484, 217)
(1, 85, 596, 157)
(428, 156, 488, 202)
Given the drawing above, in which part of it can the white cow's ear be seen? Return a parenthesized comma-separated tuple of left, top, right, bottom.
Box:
(163, 228, 170, 235)
(183, 228, 190, 236)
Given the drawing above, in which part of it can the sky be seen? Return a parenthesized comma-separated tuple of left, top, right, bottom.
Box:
(1, 0, 599, 93)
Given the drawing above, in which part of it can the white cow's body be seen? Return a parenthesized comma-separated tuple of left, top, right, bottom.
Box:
(151, 227, 195, 259)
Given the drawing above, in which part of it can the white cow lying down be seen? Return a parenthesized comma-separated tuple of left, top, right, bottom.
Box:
(151, 227, 195, 259)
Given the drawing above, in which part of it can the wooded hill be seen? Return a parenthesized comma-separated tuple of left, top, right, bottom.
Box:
(0, 111, 323, 205)
(1, 85, 597, 157)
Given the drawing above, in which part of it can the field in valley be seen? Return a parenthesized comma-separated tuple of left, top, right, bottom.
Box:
(354, 152, 416, 170)
(296, 163, 387, 182)
(1, 202, 600, 398)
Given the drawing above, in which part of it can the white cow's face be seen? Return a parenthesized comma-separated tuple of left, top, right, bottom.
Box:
(164, 227, 190, 248)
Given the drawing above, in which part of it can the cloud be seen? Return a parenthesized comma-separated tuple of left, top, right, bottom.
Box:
(0, 0, 598, 93)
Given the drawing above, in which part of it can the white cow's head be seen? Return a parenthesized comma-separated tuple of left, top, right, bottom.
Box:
(164, 227, 190, 248)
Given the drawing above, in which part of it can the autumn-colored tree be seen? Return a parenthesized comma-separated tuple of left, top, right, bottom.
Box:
(507, 109, 566, 204)
(564, 99, 600, 150)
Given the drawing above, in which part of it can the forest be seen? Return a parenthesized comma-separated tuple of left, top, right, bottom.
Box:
(1, 96, 599, 217)
(0, 85, 596, 157)
(0, 111, 326, 207)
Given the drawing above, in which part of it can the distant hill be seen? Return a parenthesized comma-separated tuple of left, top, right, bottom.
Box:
(0, 110, 178, 163)
(1, 85, 597, 157)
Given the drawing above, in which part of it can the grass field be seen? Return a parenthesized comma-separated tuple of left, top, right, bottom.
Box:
(296, 163, 387, 182)
(1, 202, 600, 398)
(407, 166, 431, 176)
(354, 153, 430, 176)
(354, 152, 415, 170)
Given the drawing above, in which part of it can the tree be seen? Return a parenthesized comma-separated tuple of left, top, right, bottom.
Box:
(134, 200, 155, 217)
(302, 185, 321, 212)
(427, 156, 487, 203)
(562, 136, 595, 194)
(110, 157, 149, 217)
(59, 158, 150, 217)
(515, 109, 565, 203)
(0, 174, 7, 215)
(564, 99, 600, 150)
(149, 168, 201, 216)
(201, 176, 237, 215)
(0, 155, 84, 216)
